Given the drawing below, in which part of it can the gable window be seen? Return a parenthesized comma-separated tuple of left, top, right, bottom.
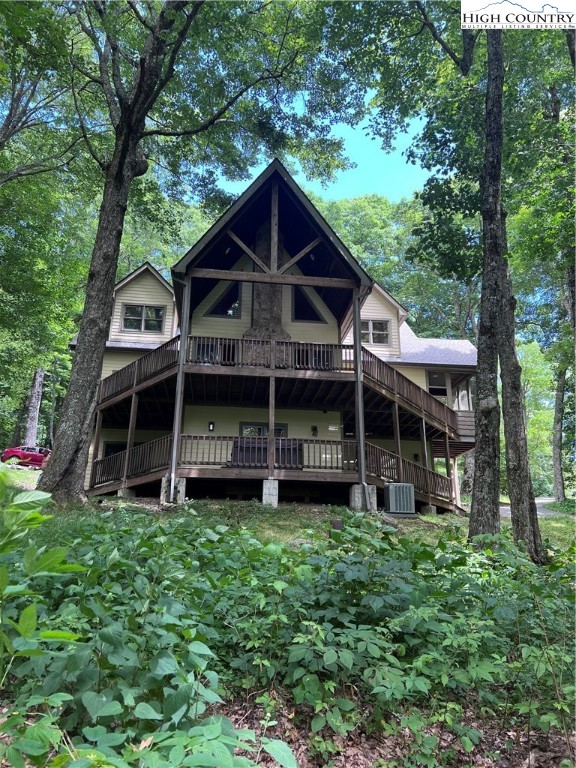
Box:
(207, 282, 241, 318)
(123, 305, 165, 333)
(293, 286, 324, 322)
(361, 319, 389, 345)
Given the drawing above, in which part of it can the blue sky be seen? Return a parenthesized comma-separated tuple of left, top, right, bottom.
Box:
(224, 119, 430, 202)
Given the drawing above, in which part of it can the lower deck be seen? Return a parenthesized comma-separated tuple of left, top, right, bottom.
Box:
(88, 434, 456, 511)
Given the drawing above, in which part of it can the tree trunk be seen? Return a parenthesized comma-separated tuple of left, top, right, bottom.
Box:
(39, 134, 142, 503)
(498, 252, 546, 563)
(469, 30, 503, 538)
(552, 365, 567, 502)
(23, 368, 45, 446)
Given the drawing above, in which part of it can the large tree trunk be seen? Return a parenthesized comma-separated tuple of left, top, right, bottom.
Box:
(23, 368, 45, 446)
(498, 252, 546, 563)
(39, 134, 144, 503)
(552, 365, 567, 502)
(469, 30, 503, 538)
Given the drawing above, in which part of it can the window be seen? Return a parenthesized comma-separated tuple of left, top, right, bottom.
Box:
(427, 371, 447, 398)
(361, 319, 389, 345)
(207, 283, 241, 318)
(240, 422, 288, 437)
(123, 305, 165, 333)
(293, 286, 324, 322)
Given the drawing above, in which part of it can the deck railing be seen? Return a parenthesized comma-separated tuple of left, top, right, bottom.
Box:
(91, 449, 127, 487)
(365, 441, 452, 499)
(90, 434, 452, 499)
(97, 335, 461, 433)
(136, 336, 180, 384)
(91, 435, 172, 487)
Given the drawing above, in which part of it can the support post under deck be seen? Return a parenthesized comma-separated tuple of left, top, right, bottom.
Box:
(169, 276, 191, 502)
(352, 289, 368, 509)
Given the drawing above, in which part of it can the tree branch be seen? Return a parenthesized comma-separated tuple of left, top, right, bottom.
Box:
(414, 1, 477, 75)
(141, 62, 297, 140)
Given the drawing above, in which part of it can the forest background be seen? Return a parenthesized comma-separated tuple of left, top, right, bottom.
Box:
(0, 0, 573, 502)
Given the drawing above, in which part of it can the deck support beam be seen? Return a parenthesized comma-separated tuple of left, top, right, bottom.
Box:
(90, 410, 103, 488)
(420, 418, 429, 469)
(352, 289, 368, 509)
(122, 393, 139, 484)
(392, 402, 403, 482)
(444, 432, 454, 501)
(169, 276, 191, 502)
(268, 375, 276, 475)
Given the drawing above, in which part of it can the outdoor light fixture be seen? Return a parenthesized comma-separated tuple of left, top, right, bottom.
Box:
(413, 453, 420, 462)
(208, 422, 215, 432)
(311, 425, 318, 437)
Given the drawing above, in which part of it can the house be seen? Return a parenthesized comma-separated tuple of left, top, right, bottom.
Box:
(86, 160, 476, 512)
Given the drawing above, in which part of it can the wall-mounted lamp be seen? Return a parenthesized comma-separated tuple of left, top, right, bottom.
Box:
(208, 421, 215, 432)
(413, 453, 420, 463)
(311, 425, 318, 437)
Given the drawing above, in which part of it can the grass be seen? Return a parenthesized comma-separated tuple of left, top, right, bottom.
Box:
(2, 465, 40, 491)
(5, 467, 574, 553)
(544, 498, 575, 515)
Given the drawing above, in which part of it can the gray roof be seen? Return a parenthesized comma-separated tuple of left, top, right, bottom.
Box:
(385, 323, 477, 368)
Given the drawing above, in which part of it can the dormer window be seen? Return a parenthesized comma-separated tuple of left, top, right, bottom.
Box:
(123, 304, 165, 333)
(361, 319, 389, 345)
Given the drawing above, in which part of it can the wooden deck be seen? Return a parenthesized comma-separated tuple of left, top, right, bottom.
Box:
(97, 336, 462, 436)
(90, 434, 453, 503)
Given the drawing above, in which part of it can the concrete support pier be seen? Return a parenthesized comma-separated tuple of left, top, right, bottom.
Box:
(263, 479, 279, 508)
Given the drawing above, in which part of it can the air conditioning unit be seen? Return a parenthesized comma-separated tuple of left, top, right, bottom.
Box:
(384, 483, 415, 514)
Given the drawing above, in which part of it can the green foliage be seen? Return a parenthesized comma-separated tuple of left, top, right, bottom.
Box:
(7, 502, 571, 767)
(0, 473, 299, 768)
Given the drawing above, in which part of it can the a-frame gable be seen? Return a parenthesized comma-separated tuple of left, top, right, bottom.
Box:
(172, 159, 372, 326)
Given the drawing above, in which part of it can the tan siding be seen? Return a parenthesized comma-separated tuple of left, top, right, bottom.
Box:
(109, 271, 175, 344)
(391, 365, 427, 390)
(343, 292, 400, 356)
(183, 405, 341, 439)
(282, 286, 339, 343)
(101, 350, 145, 380)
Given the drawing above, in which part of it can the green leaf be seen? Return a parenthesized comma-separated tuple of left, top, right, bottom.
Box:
(134, 702, 163, 720)
(338, 649, 355, 670)
(81, 692, 123, 720)
(261, 739, 298, 768)
(38, 630, 80, 641)
(5, 746, 26, 768)
(18, 603, 37, 638)
(460, 735, 475, 753)
(311, 714, 326, 733)
(323, 647, 338, 666)
(183, 756, 226, 767)
(188, 640, 214, 656)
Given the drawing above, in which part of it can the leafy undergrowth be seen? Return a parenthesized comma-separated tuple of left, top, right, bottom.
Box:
(1, 477, 575, 768)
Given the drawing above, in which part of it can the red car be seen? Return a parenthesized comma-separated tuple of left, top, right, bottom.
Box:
(1, 446, 50, 467)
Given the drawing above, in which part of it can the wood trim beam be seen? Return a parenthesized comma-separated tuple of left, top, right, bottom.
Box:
(188, 267, 357, 290)
(270, 183, 278, 272)
(278, 237, 322, 275)
(352, 289, 368, 506)
(169, 276, 191, 500)
(268, 377, 276, 475)
(122, 393, 139, 482)
(227, 229, 270, 274)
